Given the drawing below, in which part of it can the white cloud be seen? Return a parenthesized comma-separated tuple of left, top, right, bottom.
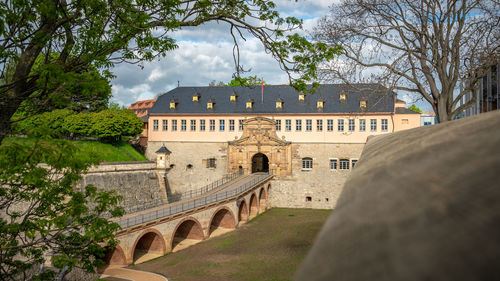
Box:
(110, 2, 332, 107)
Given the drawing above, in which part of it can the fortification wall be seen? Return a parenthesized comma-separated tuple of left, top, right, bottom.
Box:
(269, 143, 364, 209)
(146, 141, 229, 195)
(147, 141, 364, 209)
(80, 162, 167, 213)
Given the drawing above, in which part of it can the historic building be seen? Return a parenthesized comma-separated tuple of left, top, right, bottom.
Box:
(145, 84, 420, 208)
(128, 99, 157, 146)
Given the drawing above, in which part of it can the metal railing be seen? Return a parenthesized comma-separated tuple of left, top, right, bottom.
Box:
(166, 171, 242, 203)
(116, 172, 272, 229)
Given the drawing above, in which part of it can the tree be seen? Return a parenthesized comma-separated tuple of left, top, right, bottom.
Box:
(315, 0, 499, 122)
(0, 0, 340, 144)
(11, 109, 74, 138)
(225, 75, 267, 86)
(0, 138, 124, 281)
(90, 109, 143, 143)
(408, 104, 422, 113)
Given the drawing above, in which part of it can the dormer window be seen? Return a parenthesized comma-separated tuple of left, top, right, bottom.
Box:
(317, 100, 324, 109)
(340, 94, 346, 101)
(169, 100, 177, 109)
(246, 99, 254, 109)
(298, 93, 305, 101)
(207, 101, 215, 109)
(192, 94, 200, 102)
(230, 93, 238, 102)
(360, 100, 367, 108)
(276, 99, 283, 109)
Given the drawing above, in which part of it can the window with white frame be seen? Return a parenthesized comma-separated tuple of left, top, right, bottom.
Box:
(181, 120, 187, 131)
(317, 120, 323, 131)
(162, 120, 168, 131)
(327, 119, 334, 131)
(229, 119, 235, 131)
(172, 120, 177, 131)
(302, 157, 313, 170)
(200, 120, 206, 131)
(219, 120, 225, 131)
(190, 120, 196, 131)
(306, 119, 312, 131)
(330, 159, 338, 170)
(339, 159, 350, 170)
(275, 120, 281, 131)
(296, 120, 302, 131)
(370, 119, 377, 131)
(382, 119, 388, 131)
(351, 159, 358, 168)
(239, 120, 244, 131)
(359, 119, 366, 131)
(338, 119, 344, 132)
(285, 119, 291, 131)
(348, 119, 355, 131)
(153, 120, 159, 131)
(209, 120, 215, 131)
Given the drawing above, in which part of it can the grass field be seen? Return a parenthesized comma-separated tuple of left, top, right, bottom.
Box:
(3, 137, 147, 163)
(130, 208, 331, 281)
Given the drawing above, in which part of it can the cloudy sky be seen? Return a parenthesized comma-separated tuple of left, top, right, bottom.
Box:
(109, 0, 429, 111)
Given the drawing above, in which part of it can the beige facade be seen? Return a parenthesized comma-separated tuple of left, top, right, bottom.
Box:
(144, 92, 420, 209)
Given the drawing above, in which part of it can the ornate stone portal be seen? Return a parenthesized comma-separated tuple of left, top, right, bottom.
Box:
(228, 117, 292, 177)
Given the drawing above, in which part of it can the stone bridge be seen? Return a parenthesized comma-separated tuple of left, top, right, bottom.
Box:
(102, 173, 273, 266)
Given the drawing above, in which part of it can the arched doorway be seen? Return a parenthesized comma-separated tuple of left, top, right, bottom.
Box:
(252, 153, 269, 173)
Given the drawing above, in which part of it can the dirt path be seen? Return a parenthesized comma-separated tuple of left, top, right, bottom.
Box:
(101, 267, 168, 281)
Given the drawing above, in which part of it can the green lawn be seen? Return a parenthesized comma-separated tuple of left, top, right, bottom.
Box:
(130, 208, 331, 281)
(3, 137, 147, 163)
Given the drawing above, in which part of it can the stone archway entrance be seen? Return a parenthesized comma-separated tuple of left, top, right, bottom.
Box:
(228, 117, 292, 177)
(252, 153, 269, 173)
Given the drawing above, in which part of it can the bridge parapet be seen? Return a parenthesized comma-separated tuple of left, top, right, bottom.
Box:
(115, 172, 272, 229)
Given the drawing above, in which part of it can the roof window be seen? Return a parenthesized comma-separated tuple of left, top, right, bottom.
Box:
(276, 98, 283, 109)
(340, 94, 346, 101)
(169, 100, 177, 109)
(246, 99, 254, 109)
(192, 93, 200, 102)
(230, 93, 238, 102)
(298, 93, 305, 101)
(360, 100, 367, 108)
(317, 100, 324, 109)
(207, 100, 215, 109)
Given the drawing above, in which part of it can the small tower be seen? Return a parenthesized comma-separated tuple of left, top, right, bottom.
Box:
(155, 145, 171, 168)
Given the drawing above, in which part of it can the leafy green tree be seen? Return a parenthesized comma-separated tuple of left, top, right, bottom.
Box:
(63, 112, 95, 138)
(408, 104, 422, 113)
(0, 138, 124, 281)
(91, 109, 143, 142)
(0, 0, 341, 144)
(225, 76, 268, 86)
(12, 109, 74, 138)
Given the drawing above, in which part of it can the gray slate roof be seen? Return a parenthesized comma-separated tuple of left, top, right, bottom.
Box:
(149, 84, 395, 115)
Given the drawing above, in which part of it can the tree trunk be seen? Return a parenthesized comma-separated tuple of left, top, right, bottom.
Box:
(0, 95, 23, 145)
(436, 95, 451, 123)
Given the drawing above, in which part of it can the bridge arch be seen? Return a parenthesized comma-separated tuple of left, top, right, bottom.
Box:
(132, 228, 166, 264)
(238, 199, 249, 223)
(209, 207, 236, 237)
(259, 187, 267, 212)
(249, 192, 259, 219)
(171, 217, 204, 252)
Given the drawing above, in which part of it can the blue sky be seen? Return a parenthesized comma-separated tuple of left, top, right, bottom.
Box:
(109, 0, 429, 111)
